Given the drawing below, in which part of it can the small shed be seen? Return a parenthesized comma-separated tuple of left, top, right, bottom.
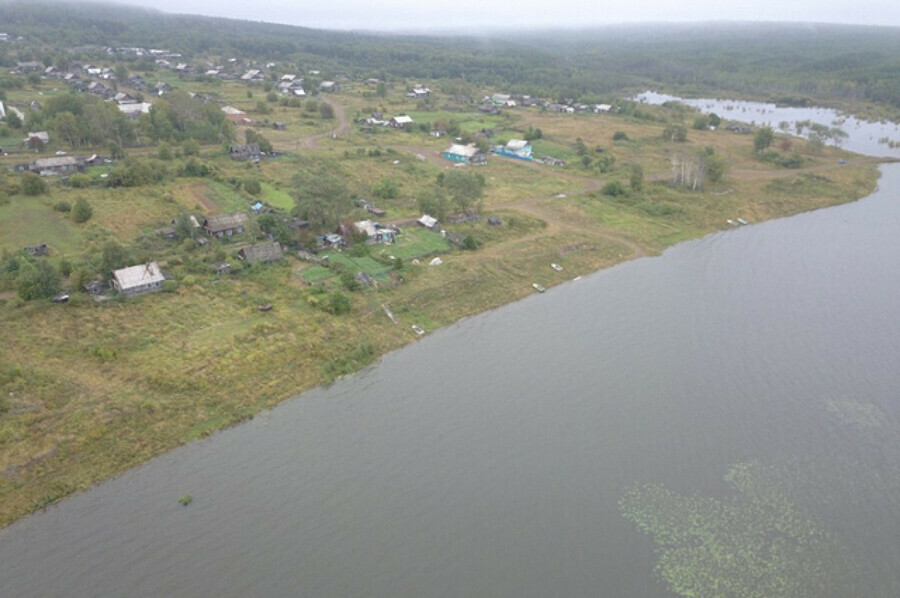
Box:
(238, 242, 284, 264)
(417, 214, 440, 231)
(389, 115, 414, 129)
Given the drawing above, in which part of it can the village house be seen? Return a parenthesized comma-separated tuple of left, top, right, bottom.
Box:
(417, 214, 441, 231)
(154, 82, 172, 95)
(494, 139, 533, 161)
(318, 81, 338, 92)
(407, 86, 430, 99)
(15, 61, 43, 74)
(238, 242, 284, 264)
(203, 213, 249, 238)
(0, 100, 5, 121)
(389, 115, 414, 129)
(222, 105, 251, 125)
(111, 262, 165, 296)
(23, 131, 50, 149)
(443, 143, 487, 165)
(240, 69, 265, 82)
(25, 156, 87, 175)
(593, 104, 613, 113)
(114, 92, 138, 104)
(491, 93, 511, 105)
(229, 143, 262, 161)
(118, 102, 152, 120)
(354, 220, 399, 244)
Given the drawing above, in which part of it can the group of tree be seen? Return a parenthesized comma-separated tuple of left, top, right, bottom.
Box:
(417, 171, 486, 221)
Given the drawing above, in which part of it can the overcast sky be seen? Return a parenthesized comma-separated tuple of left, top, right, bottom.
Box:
(108, 0, 900, 31)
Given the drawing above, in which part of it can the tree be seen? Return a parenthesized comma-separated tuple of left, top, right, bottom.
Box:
(376, 82, 387, 98)
(439, 170, 485, 213)
(5, 110, 22, 129)
(100, 240, 129, 277)
(319, 102, 335, 119)
(16, 261, 61, 301)
(174, 212, 194, 240)
(292, 170, 351, 230)
(754, 127, 775, 153)
(707, 154, 727, 183)
(629, 164, 644, 192)
(663, 124, 688, 142)
(53, 111, 81, 147)
(417, 189, 450, 222)
(157, 142, 173, 160)
(72, 198, 92, 223)
(243, 177, 262, 195)
(708, 113, 721, 128)
(574, 137, 588, 156)
(245, 129, 273, 154)
(22, 172, 48, 196)
(182, 139, 200, 156)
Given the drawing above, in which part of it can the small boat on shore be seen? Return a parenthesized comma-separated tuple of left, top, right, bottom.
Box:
(551, 263, 563, 272)
(532, 283, 546, 293)
(412, 325, 425, 336)
(737, 218, 748, 225)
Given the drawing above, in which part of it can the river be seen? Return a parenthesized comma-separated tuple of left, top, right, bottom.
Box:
(2, 104, 900, 597)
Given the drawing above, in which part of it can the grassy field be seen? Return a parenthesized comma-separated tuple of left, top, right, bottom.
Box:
(0, 79, 885, 529)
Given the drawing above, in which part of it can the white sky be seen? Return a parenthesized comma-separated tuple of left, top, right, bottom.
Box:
(109, 0, 900, 31)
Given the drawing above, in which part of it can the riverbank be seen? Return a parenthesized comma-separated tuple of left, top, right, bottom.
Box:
(0, 96, 884, 528)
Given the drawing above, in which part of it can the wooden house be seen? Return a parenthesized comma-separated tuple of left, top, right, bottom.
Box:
(238, 242, 284, 264)
(203, 213, 248, 238)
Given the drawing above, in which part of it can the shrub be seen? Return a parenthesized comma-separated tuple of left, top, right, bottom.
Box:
(327, 291, 351, 314)
(602, 181, 629, 197)
(22, 172, 48, 196)
(68, 174, 90, 188)
(372, 178, 398, 199)
(613, 131, 629, 141)
(16, 261, 61, 300)
(71, 198, 93, 223)
(340, 271, 361, 291)
(182, 139, 200, 156)
(242, 178, 262, 195)
(53, 201, 72, 212)
(162, 280, 178, 293)
(463, 235, 479, 250)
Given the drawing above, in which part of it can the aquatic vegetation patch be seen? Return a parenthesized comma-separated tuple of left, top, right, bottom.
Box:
(620, 462, 857, 597)
(825, 400, 888, 429)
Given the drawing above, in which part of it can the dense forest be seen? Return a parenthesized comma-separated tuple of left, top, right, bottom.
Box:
(0, 1, 899, 110)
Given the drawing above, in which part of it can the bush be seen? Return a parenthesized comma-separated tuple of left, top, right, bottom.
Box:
(613, 131, 629, 141)
(602, 181, 629, 197)
(161, 280, 178, 293)
(340, 271, 361, 291)
(71, 198, 93, 223)
(16, 261, 61, 301)
(319, 102, 335, 119)
(327, 291, 351, 314)
(53, 201, 72, 212)
(68, 174, 90, 188)
(463, 235, 479, 250)
(372, 178, 398, 199)
(22, 172, 48, 196)
(242, 177, 262, 195)
(182, 139, 200, 156)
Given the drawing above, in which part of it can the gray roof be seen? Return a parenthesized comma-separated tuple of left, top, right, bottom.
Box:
(113, 262, 165, 290)
(239, 242, 284, 264)
(204, 213, 248, 234)
(33, 156, 80, 169)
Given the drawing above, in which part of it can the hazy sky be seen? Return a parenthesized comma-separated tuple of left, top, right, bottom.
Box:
(109, 0, 900, 31)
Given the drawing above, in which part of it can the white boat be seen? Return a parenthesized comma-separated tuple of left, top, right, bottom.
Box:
(532, 283, 546, 293)
(551, 263, 563, 272)
(412, 325, 425, 336)
(737, 218, 748, 225)
(726, 219, 737, 226)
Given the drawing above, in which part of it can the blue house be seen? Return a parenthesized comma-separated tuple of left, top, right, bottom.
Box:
(493, 139, 533, 161)
(443, 143, 487, 165)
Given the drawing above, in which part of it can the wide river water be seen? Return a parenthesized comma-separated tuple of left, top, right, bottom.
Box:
(2, 102, 900, 597)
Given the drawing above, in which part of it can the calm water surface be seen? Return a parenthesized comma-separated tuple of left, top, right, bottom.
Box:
(1, 125, 900, 596)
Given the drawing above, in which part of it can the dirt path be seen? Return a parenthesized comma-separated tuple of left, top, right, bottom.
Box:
(300, 97, 350, 150)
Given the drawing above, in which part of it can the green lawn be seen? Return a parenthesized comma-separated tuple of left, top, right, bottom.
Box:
(0, 197, 83, 255)
(385, 228, 451, 260)
(260, 182, 295, 210)
(207, 181, 250, 212)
